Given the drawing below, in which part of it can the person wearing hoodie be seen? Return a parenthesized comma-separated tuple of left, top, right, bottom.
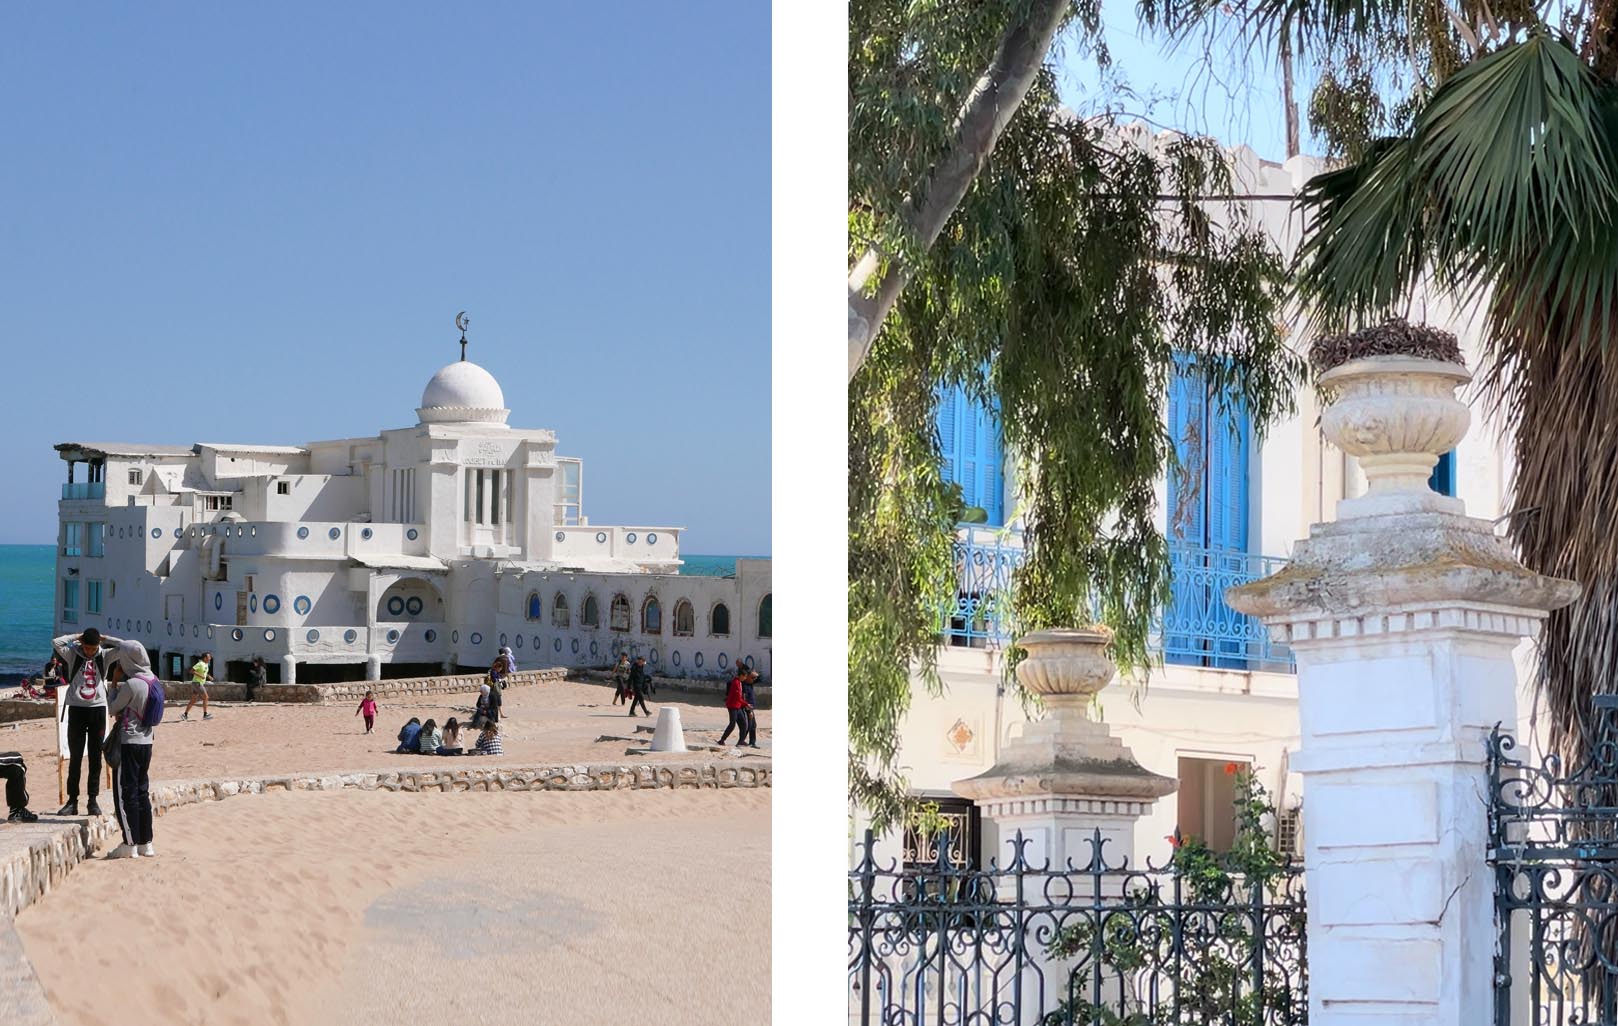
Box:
(50, 627, 124, 816)
(105, 641, 159, 858)
(719, 668, 749, 745)
(500, 645, 518, 675)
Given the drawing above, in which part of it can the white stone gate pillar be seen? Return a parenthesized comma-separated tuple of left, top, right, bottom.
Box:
(1227, 353, 1578, 1026)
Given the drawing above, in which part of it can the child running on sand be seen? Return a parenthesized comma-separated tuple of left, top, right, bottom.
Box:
(356, 691, 379, 734)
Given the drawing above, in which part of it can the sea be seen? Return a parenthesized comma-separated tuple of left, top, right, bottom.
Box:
(0, 545, 758, 682)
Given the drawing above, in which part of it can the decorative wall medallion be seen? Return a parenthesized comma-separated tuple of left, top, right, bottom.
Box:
(947, 719, 975, 753)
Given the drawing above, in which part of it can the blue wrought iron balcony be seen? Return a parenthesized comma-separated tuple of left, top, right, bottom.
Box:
(944, 528, 1295, 673)
(61, 481, 105, 501)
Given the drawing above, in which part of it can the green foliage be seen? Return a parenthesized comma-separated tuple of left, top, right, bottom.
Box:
(849, 0, 1307, 830)
(1041, 769, 1300, 1026)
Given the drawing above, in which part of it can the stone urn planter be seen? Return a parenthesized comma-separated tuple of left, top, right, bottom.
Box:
(1013, 627, 1117, 721)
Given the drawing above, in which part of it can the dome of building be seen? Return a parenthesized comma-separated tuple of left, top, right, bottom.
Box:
(417, 360, 510, 425)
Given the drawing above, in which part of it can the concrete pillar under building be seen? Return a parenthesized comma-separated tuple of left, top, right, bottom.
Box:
(365, 655, 382, 681)
(280, 655, 296, 685)
(1227, 353, 1579, 1026)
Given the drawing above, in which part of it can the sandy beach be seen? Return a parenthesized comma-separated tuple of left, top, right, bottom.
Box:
(0, 676, 770, 785)
(15, 787, 770, 1026)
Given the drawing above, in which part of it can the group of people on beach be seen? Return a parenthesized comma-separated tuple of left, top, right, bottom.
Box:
(0, 628, 163, 858)
(721, 665, 762, 748)
(609, 653, 657, 716)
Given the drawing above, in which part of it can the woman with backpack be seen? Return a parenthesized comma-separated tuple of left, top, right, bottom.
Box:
(105, 640, 162, 859)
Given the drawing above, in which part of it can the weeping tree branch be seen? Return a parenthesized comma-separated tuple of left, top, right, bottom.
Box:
(847, 0, 1070, 383)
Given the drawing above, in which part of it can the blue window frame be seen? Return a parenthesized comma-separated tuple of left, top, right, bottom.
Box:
(1165, 356, 1254, 669)
(937, 384, 1006, 527)
(1429, 450, 1456, 497)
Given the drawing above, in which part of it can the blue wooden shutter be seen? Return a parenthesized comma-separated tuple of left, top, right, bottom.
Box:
(938, 386, 962, 498)
(1208, 388, 1251, 553)
(1428, 450, 1456, 496)
(1166, 358, 1207, 544)
(937, 385, 1006, 526)
(977, 396, 1005, 526)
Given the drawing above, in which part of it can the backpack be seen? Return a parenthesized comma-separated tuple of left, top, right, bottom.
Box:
(135, 673, 166, 730)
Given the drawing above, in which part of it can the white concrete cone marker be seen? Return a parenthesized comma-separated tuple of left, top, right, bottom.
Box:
(650, 706, 687, 752)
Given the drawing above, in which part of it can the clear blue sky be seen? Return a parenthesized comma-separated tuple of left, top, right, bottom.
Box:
(0, 2, 770, 555)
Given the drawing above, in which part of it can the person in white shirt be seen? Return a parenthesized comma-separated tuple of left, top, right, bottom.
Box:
(50, 627, 124, 816)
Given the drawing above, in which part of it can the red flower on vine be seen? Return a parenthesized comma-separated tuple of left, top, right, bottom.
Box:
(1165, 834, 1182, 849)
(1224, 762, 1241, 776)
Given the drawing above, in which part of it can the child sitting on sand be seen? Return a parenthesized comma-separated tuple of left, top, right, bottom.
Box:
(417, 718, 442, 755)
(438, 717, 464, 756)
(355, 691, 378, 734)
(472, 721, 503, 756)
(395, 717, 422, 754)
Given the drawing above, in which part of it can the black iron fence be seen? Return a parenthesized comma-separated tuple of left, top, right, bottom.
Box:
(848, 828, 1308, 1026)
(1489, 720, 1618, 1026)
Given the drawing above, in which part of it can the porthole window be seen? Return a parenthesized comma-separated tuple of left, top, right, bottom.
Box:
(151, 528, 161, 539)
(470, 632, 482, 646)
(532, 635, 541, 650)
(554, 637, 562, 652)
(263, 595, 280, 614)
(407, 528, 419, 541)
(192, 626, 199, 637)
(571, 638, 580, 654)
(425, 629, 437, 643)
(695, 652, 704, 668)
(251, 526, 257, 537)
(672, 650, 681, 666)
(173, 528, 182, 539)
(293, 596, 311, 615)
(595, 532, 607, 544)
(251, 595, 258, 613)
(345, 629, 359, 644)
(500, 633, 508, 648)
(328, 527, 341, 540)
(167, 624, 173, 636)
(647, 532, 658, 545)
(452, 631, 459, 643)
(307, 629, 320, 643)
(405, 596, 423, 616)
(387, 596, 406, 617)
(626, 532, 638, 544)
(231, 629, 243, 641)
(214, 593, 223, 611)
(649, 649, 658, 664)
(144, 621, 151, 633)
(387, 629, 400, 644)
(555, 531, 565, 542)
(718, 653, 728, 669)
(361, 527, 373, 540)
(263, 629, 276, 642)
(297, 526, 309, 539)
(207, 627, 214, 639)
(514, 634, 523, 648)
(744, 655, 756, 669)
(590, 640, 599, 657)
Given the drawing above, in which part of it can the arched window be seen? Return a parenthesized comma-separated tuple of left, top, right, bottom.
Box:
(758, 593, 772, 638)
(581, 594, 600, 628)
(642, 596, 662, 634)
(552, 593, 570, 628)
(610, 594, 631, 632)
(526, 592, 541, 622)
(673, 599, 695, 637)
(711, 602, 731, 637)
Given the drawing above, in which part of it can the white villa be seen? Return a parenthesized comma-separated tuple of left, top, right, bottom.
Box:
(52, 349, 771, 685)
(863, 137, 1532, 873)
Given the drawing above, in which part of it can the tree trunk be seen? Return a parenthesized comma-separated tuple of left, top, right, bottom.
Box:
(1280, 28, 1300, 159)
(847, 0, 1071, 383)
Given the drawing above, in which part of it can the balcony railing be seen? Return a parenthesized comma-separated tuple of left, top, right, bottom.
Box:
(944, 529, 1295, 673)
(61, 481, 105, 501)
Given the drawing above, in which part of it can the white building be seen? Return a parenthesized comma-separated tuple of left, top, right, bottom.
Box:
(52, 351, 772, 685)
(867, 138, 1531, 873)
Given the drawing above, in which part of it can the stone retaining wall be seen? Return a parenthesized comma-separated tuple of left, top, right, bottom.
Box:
(0, 758, 769, 922)
(0, 669, 568, 722)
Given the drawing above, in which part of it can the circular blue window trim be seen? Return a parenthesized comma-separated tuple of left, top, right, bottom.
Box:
(263, 629, 276, 642)
(570, 638, 579, 654)
(470, 632, 482, 646)
(173, 528, 182, 539)
(405, 596, 423, 616)
(214, 593, 223, 611)
(361, 527, 373, 540)
(425, 629, 437, 643)
(207, 627, 214, 639)
(386, 629, 400, 644)
(297, 526, 309, 539)
(649, 649, 658, 663)
(595, 532, 607, 544)
(264, 595, 280, 614)
(514, 634, 523, 648)
(626, 532, 637, 544)
(553, 637, 562, 652)
(452, 630, 459, 643)
(500, 633, 508, 648)
(231, 628, 243, 641)
(590, 640, 599, 656)
(192, 626, 199, 638)
(167, 624, 173, 636)
(151, 528, 161, 539)
(387, 596, 405, 617)
(250, 595, 258, 613)
(294, 596, 311, 615)
(694, 652, 704, 668)
(647, 532, 657, 544)
(672, 650, 681, 666)
(532, 635, 540, 650)
(406, 528, 419, 541)
(145, 621, 151, 633)
(344, 629, 358, 644)
(555, 531, 565, 542)
(744, 655, 756, 669)
(718, 652, 728, 669)
(328, 527, 341, 540)
(307, 629, 320, 643)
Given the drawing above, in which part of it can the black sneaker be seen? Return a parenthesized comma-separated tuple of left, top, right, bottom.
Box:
(7, 807, 38, 824)
(86, 798, 102, 816)
(56, 799, 78, 816)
